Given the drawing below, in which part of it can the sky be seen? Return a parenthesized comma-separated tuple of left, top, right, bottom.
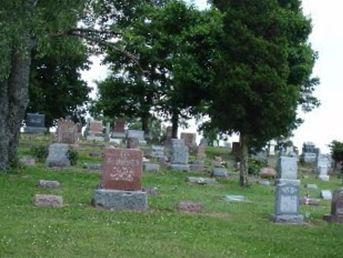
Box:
(81, 0, 343, 153)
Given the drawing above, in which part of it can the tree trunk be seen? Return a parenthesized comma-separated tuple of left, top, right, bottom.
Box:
(171, 111, 179, 139)
(239, 133, 249, 187)
(0, 42, 34, 170)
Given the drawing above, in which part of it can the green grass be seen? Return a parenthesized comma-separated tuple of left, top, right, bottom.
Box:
(1, 139, 343, 257)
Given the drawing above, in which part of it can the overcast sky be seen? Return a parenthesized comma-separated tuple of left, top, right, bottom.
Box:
(82, 0, 343, 153)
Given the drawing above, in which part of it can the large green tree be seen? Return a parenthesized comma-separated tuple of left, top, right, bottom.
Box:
(93, 0, 218, 137)
(203, 0, 319, 186)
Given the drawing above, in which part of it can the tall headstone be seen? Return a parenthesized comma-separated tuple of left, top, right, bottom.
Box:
(170, 139, 190, 171)
(93, 147, 147, 210)
(151, 145, 166, 162)
(112, 119, 126, 139)
(56, 119, 78, 144)
(324, 189, 343, 223)
(24, 113, 47, 133)
(190, 140, 207, 172)
(46, 144, 70, 167)
(274, 154, 303, 223)
(180, 133, 197, 149)
(316, 154, 331, 181)
(301, 142, 318, 163)
(86, 120, 104, 141)
(232, 142, 240, 157)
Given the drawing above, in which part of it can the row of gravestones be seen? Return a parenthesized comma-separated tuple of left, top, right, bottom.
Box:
(41, 144, 343, 224)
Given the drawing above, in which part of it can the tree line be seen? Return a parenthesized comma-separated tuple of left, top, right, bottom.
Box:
(0, 0, 319, 186)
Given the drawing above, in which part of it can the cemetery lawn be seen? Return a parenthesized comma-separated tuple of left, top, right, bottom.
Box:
(0, 141, 343, 257)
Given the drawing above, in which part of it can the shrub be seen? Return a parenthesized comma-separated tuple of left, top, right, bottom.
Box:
(31, 145, 48, 162)
(68, 148, 79, 166)
(248, 158, 267, 175)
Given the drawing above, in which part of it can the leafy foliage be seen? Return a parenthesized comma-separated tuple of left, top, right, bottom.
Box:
(329, 141, 343, 168)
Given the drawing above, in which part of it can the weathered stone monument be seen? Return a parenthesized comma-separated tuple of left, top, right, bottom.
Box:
(46, 143, 70, 167)
(127, 137, 139, 149)
(180, 132, 197, 149)
(24, 113, 47, 133)
(232, 142, 240, 156)
(56, 119, 78, 144)
(316, 154, 331, 181)
(92, 147, 148, 210)
(190, 140, 207, 172)
(170, 139, 190, 171)
(127, 130, 146, 145)
(151, 145, 166, 162)
(324, 189, 343, 223)
(301, 142, 318, 163)
(273, 154, 303, 223)
(112, 119, 126, 139)
(85, 119, 104, 141)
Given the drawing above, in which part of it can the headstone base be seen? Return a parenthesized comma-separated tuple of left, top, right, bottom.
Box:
(170, 164, 190, 172)
(93, 189, 148, 211)
(87, 135, 105, 142)
(144, 163, 160, 172)
(212, 167, 229, 178)
(318, 175, 330, 181)
(24, 127, 47, 134)
(111, 132, 126, 139)
(323, 215, 343, 224)
(190, 163, 207, 172)
(273, 214, 304, 224)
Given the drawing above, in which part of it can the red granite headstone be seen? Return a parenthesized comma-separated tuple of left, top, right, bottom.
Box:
(114, 119, 125, 133)
(56, 119, 78, 144)
(89, 120, 103, 133)
(101, 147, 143, 191)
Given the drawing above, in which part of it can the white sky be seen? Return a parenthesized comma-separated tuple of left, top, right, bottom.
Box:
(81, 0, 343, 153)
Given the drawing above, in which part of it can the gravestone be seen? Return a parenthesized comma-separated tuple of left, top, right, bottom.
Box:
(112, 119, 126, 139)
(127, 137, 139, 149)
(24, 113, 47, 133)
(56, 119, 78, 144)
(274, 154, 303, 223)
(186, 177, 217, 185)
(86, 120, 105, 141)
(318, 166, 330, 181)
(127, 130, 146, 145)
(92, 147, 147, 210)
(151, 145, 166, 162)
(232, 142, 240, 156)
(190, 141, 207, 172)
(37, 180, 60, 189)
(320, 190, 332, 200)
(46, 144, 70, 167)
(178, 201, 203, 213)
(170, 139, 190, 171)
(144, 163, 160, 172)
(180, 132, 197, 149)
(301, 142, 318, 163)
(324, 189, 343, 223)
(34, 194, 63, 208)
(316, 154, 331, 181)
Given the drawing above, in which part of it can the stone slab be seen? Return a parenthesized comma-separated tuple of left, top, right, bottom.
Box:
(170, 164, 190, 172)
(93, 189, 148, 211)
(34, 194, 63, 208)
(37, 180, 60, 189)
(212, 167, 229, 178)
(186, 177, 217, 185)
(144, 163, 160, 172)
(177, 201, 203, 213)
(273, 214, 304, 224)
(305, 184, 318, 190)
(225, 195, 246, 202)
(46, 143, 70, 167)
(318, 175, 330, 182)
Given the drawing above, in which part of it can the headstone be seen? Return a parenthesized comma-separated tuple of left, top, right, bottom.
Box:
(104, 122, 111, 142)
(318, 166, 330, 181)
(316, 154, 331, 172)
(232, 142, 240, 156)
(46, 144, 70, 167)
(301, 197, 320, 206)
(37, 180, 60, 189)
(144, 163, 160, 172)
(178, 201, 203, 213)
(151, 145, 166, 161)
(34, 194, 63, 208)
(301, 142, 318, 163)
(320, 190, 332, 200)
(273, 155, 303, 223)
(186, 177, 217, 185)
(305, 184, 318, 190)
(259, 167, 277, 179)
(86, 120, 105, 141)
(225, 195, 246, 202)
(92, 147, 148, 210)
(180, 133, 197, 149)
(19, 156, 36, 166)
(170, 139, 190, 171)
(190, 141, 207, 172)
(127, 130, 144, 140)
(324, 189, 343, 223)
(83, 163, 102, 171)
(259, 180, 271, 186)
(212, 167, 229, 178)
(24, 113, 47, 133)
(56, 119, 78, 144)
(127, 137, 139, 149)
(112, 119, 126, 139)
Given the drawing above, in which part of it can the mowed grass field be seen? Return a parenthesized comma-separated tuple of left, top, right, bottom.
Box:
(0, 135, 342, 257)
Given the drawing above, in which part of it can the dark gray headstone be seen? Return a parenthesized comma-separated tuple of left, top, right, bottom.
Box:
(24, 113, 47, 133)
